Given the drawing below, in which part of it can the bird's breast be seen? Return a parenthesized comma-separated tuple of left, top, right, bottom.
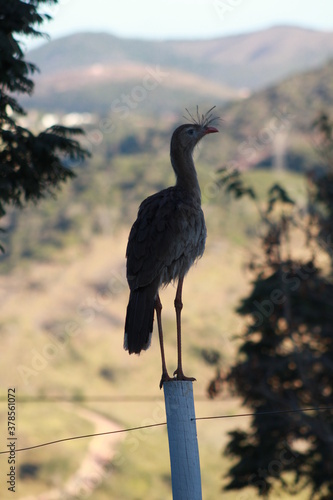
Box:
(126, 187, 207, 291)
(160, 202, 207, 285)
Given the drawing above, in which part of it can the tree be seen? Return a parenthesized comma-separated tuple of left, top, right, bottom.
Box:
(0, 0, 89, 245)
(210, 116, 333, 499)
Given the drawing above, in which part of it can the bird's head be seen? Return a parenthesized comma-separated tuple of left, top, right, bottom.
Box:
(171, 106, 219, 153)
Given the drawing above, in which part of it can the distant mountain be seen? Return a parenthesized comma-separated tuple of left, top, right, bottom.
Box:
(4, 54, 333, 271)
(217, 58, 333, 172)
(165, 25, 333, 89)
(23, 26, 333, 114)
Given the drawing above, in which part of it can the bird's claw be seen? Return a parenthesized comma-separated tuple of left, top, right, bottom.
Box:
(160, 369, 196, 388)
(159, 372, 173, 389)
(173, 368, 196, 382)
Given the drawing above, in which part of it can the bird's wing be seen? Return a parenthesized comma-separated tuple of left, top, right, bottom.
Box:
(126, 187, 205, 290)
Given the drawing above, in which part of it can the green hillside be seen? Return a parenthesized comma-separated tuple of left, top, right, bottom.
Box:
(22, 26, 333, 114)
(28, 26, 333, 89)
(3, 58, 333, 271)
(219, 59, 333, 171)
(0, 167, 309, 499)
(1, 27, 332, 499)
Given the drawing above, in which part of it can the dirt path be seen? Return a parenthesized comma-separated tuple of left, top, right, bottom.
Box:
(20, 405, 124, 500)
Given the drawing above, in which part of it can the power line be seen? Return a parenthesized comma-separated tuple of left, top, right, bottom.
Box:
(0, 396, 163, 403)
(0, 395, 220, 403)
(193, 406, 333, 421)
(1, 406, 332, 456)
(0, 422, 167, 455)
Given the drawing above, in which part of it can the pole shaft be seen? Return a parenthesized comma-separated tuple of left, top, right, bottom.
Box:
(163, 381, 202, 500)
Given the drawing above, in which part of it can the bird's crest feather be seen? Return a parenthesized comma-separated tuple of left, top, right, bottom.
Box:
(183, 105, 220, 128)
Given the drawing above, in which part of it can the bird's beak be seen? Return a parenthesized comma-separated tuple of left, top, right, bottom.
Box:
(203, 126, 219, 135)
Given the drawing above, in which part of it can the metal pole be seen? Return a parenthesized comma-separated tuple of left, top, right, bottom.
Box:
(163, 381, 202, 500)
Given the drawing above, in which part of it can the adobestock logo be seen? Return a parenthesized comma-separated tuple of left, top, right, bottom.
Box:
(238, 108, 295, 162)
(201, 107, 295, 204)
(110, 66, 170, 120)
(249, 441, 299, 495)
(213, 0, 245, 20)
(252, 262, 316, 328)
(72, 65, 169, 157)
(17, 268, 127, 386)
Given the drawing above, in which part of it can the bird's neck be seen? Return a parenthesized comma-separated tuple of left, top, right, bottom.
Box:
(171, 147, 201, 202)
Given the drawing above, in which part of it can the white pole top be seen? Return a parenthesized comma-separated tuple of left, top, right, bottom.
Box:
(163, 381, 202, 500)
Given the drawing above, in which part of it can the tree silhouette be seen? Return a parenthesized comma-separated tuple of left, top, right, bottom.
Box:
(210, 115, 333, 499)
(0, 0, 89, 247)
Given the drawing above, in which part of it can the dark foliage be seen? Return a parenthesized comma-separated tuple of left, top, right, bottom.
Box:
(19, 462, 40, 479)
(210, 114, 333, 498)
(99, 366, 115, 382)
(200, 347, 221, 366)
(0, 0, 89, 247)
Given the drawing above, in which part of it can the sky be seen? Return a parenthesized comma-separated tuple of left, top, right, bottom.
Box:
(28, 0, 333, 49)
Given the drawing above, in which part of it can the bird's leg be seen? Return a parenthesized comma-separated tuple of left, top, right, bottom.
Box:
(155, 294, 172, 389)
(173, 277, 196, 382)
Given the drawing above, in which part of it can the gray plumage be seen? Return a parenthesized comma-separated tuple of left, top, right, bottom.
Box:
(124, 114, 218, 375)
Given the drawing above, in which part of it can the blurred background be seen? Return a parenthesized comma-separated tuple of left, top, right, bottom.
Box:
(1, 1, 333, 499)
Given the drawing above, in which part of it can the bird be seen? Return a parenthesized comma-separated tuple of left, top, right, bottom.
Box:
(124, 107, 219, 388)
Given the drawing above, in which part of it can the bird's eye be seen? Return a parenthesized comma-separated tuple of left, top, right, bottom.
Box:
(187, 129, 194, 135)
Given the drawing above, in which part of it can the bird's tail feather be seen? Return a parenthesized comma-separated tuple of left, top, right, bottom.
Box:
(124, 287, 156, 354)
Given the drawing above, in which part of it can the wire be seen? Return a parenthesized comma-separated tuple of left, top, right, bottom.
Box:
(193, 406, 333, 421)
(0, 396, 163, 403)
(1, 406, 332, 456)
(0, 395, 219, 403)
(0, 422, 167, 455)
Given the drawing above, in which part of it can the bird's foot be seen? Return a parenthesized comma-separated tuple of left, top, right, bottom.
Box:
(159, 371, 173, 389)
(173, 368, 196, 383)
